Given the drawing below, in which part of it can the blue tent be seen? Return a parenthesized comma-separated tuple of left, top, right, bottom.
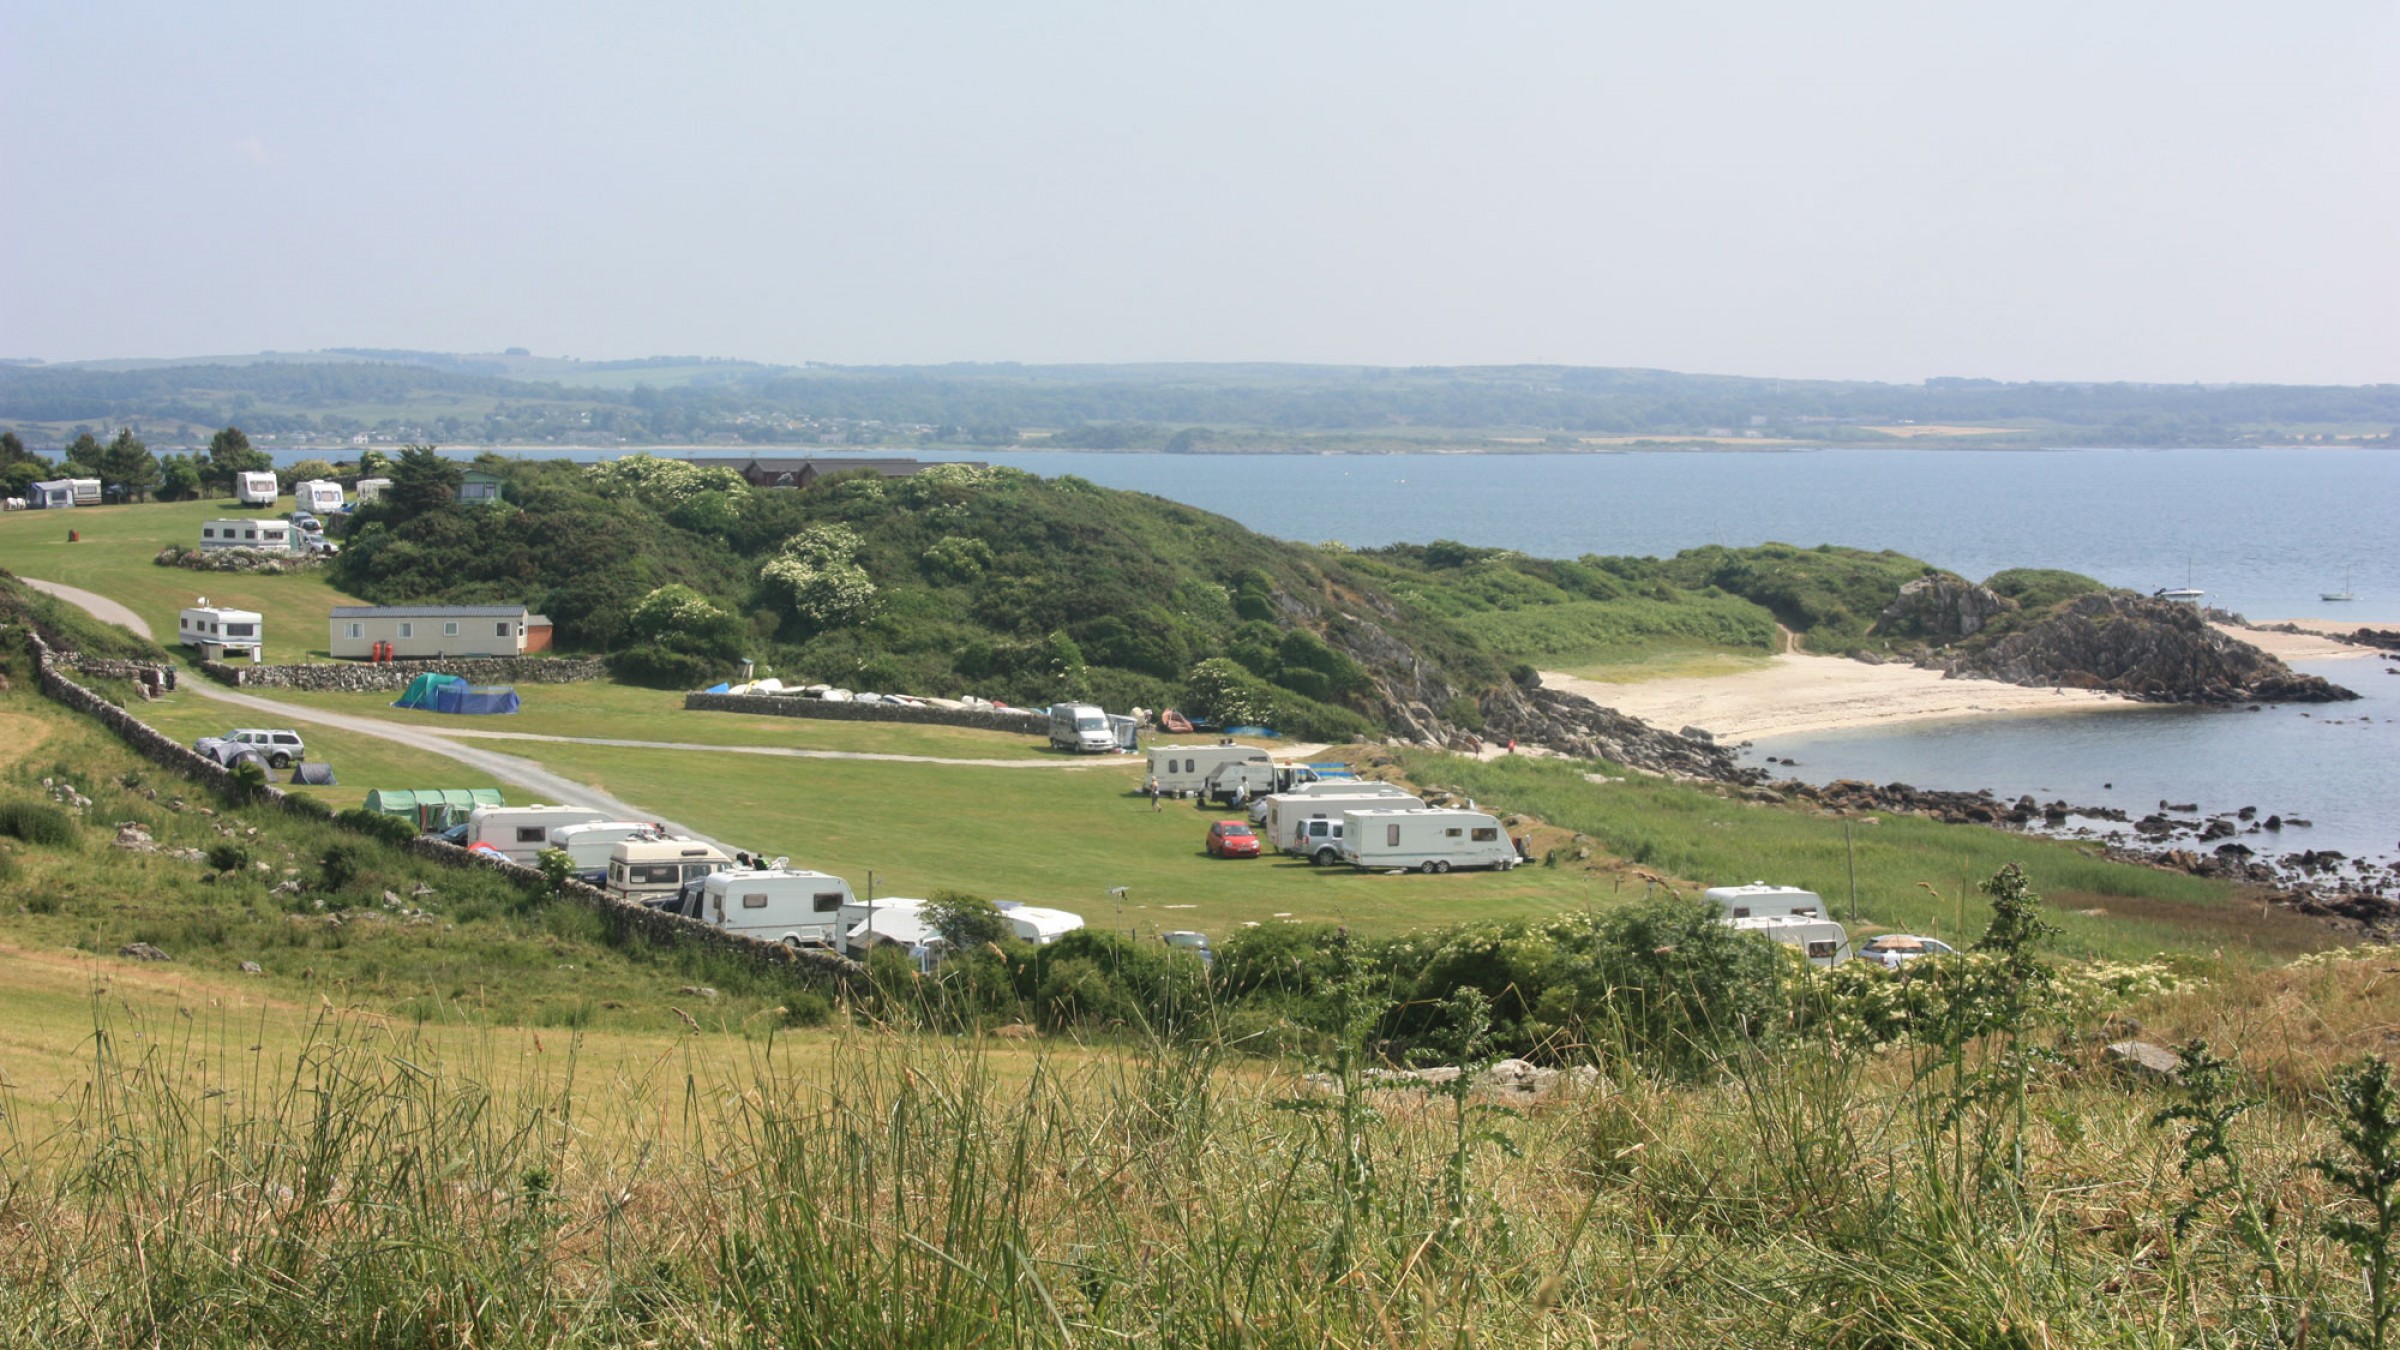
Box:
(393, 672, 519, 715)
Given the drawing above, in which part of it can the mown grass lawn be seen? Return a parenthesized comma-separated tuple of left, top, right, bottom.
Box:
(126, 683, 531, 811)
(0, 497, 360, 658)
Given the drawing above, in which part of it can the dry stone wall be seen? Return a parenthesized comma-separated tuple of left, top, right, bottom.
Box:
(685, 691, 1050, 736)
(200, 655, 609, 691)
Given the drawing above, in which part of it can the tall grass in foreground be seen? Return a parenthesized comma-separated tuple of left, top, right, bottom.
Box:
(4, 953, 2397, 1347)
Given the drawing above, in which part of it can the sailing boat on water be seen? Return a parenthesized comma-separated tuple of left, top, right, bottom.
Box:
(2155, 557, 2204, 605)
(2323, 567, 2355, 603)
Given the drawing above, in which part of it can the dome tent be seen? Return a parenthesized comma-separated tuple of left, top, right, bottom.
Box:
(393, 672, 521, 715)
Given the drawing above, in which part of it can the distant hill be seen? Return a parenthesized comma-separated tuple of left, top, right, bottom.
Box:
(2, 351, 2394, 450)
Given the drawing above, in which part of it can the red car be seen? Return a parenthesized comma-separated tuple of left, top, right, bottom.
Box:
(1205, 820, 1261, 859)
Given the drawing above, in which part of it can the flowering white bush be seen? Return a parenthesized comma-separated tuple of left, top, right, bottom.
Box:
(627, 584, 733, 647)
(586, 455, 749, 506)
(760, 525, 876, 629)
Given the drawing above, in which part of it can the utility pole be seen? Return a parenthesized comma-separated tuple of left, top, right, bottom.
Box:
(1845, 819, 1859, 924)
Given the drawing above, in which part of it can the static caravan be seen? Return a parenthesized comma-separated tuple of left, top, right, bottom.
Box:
(356, 477, 392, 503)
(1337, 807, 1521, 874)
(1703, 884, 1826, 921)
(177, 601, 263, 662)
(606, 836, 733, 907)
(330, 604, 530, 660)
(546, 821, 663, 883)
(1729, 914, 1851, 967)
(235, 471, 280, 507)
(294, 479, 345, 514)
(1048, 703, 1114, 754)
(1265, 789, 1424, 858)
(685, 868, 855, 947)
(464, 804, 611, 866)
(1146, 744, 1270, 798)
(199, 518, 292, 552)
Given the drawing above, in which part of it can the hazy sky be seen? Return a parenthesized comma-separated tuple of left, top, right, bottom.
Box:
(4, 2, 2394, 383)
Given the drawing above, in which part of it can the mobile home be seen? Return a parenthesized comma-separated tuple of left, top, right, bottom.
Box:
(684, 868, 855, 947)
(464, 804, 610, 865)
(330, 604, 532, 659)
(1048, 703, 1115, 753)
(1729, 914, 1851, 967)
(1264, 788, 1423, 858)
(177, 601, 263, 662)
(199, 518, 292, 552)
(606, 836, 733, 907)
(545, 821, 664, 883)
(235, 471, 280, 507)
(294, 479, 345, 514)
(1703, 884, 1827, 921)
(1146, 744, 1271, 797)
(1337, 807, 1521, 873)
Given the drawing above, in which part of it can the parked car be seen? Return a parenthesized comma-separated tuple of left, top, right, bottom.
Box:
(1205, 820, 1261, 858)
(286, 511, 321, 532)
(1858, 934, 1956, 968)
(212, 728, 307, 768)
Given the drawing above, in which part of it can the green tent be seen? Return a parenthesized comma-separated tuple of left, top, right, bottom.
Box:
(393, 673, 469, 711)
(361, 787, 506, 830)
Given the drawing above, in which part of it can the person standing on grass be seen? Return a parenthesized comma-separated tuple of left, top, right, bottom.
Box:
(1147, 775, 1161, 811)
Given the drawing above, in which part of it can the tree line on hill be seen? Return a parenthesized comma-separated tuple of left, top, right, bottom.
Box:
(0, 424, 324, 503)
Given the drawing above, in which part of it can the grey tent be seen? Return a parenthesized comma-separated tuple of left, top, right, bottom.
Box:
(289, 763, 337, 786)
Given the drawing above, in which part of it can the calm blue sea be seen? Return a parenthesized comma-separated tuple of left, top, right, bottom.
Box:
(301, 444, 2398, 859)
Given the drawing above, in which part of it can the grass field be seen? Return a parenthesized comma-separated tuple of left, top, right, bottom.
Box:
(126, 683, 532, 811)
(1555, 643, 1777, 683)
(0, 497, 360, 658)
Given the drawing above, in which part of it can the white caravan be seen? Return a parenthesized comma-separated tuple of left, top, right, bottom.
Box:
(294, 479, 345, 514)
(235, 471, 280, 507)
(994, 900, 1084, 944)
(1048, 703, 1115, 753)
(177, 601, 263, 662)
(1146, 744, 1271, 797)
(1269, 791, 1425, 862)
(607, 837, 734, 907)
(1260, 784, 1420, 839)
(465, 805, 611, 866)
(545, 820, 665, 883)
(356, 477, 392, 503)
(1729, 914, 1851, 967)
(1704, 883, 1827, 921)
(686, 868, 856, 947)
(839, 896, 932, 955)
(1337, 807, 1521, 874)
(199, 518, 292, 552)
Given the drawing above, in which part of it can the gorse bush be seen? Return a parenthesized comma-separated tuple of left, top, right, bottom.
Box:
(0, 799, 79, 847)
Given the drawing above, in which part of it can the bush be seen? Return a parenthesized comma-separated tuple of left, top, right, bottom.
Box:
(319, 843, 370, 891)
(337, 808, 419, 847)
(0, 801, 79, 847)
(206, 842, 252, 874)
(608, 645, 721, 690)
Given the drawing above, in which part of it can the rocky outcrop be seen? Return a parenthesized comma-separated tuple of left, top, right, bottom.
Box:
(1927, 591, 2358, 704)
(1872, 575, 2015, 641)
(1487, 686, 1761, 781)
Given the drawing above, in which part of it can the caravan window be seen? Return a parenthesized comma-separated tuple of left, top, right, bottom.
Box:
(1445, 827, 1463, 838)
(399, 622, 414, 639)
(1731, 907, 1752, 918)
(1806, 940, 1839, 960)
(1471, 827, 1499, 842)
(346, 623, 363, 639)
(741, 892, 768, 909)
(814, 892, 843, 913)
(443, 621, 460, 637)
(1386, 823, 1401, 846)
(632, 863, 681, 885)
(225, 623, 253, 636)
(680, 863, 716, 882)
(497, 622, 511, 638)
(515, 826, 548, 844)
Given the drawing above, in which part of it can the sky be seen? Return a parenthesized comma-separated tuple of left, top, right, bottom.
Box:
(3, 2, 2395, 384)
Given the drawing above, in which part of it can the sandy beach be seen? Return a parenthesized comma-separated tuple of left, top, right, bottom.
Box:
(2224, 619, 2395, 663)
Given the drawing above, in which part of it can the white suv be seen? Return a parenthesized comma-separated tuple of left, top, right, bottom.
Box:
(221, 728, 307, 768)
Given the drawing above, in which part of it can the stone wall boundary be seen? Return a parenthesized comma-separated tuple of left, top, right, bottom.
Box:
(199, 655, 609, 691)
(684, 691, 1049, 737)
(26, 633, 856, 996)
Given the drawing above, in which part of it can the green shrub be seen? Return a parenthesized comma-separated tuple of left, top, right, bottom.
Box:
(319, 843, 370, 891)
(206, 842, 252, 874)
(609, 645, 720, 690)
(0, 801, 80, 847)
(337, 808, 419, 847)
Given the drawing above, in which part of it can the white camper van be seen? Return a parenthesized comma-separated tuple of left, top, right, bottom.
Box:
(235, 471, 280, 507)
(1147, 744, 1271, 798)
(1704, 884, 1828, 921)
(606, 837, 734, 907)
(177, 601, 263, 662)
(686, 868, 855, 947)
(464, 804, 610, 866)
(1337, 807, 1521, 874)
(1729, 914, 1851, 967)
(294, 479, 345, 515)
(545, 820, 664, 883)
(1266, 789, 1425, 860)
(1048, 703, 1115, 754)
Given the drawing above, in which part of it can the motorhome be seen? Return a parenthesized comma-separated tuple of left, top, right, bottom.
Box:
(606, 837, 734, 906)
(1336, 807, 1521, 873)
(684, 868, 855, 947)
(545, 820, 665, 883)
(294, 479, 345, 514)
(177, 601, 263, 662)
(1048, 703, 1116, 754)
(464, 804, 610, 866)
(1146, 743, 1271, 797)
(1729, 914, 1851, 967)
(1703, 884, 1827, 921)
(235, 471, 280, 507)
(1265, 789, 1425, 859)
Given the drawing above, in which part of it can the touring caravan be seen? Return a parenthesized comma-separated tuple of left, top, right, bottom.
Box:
(1048, 703, 1115, 753)
(545, 820, 665, 883)
(1337, 807, 1521, 873)
(839, 895, 932, 955)
(994, 900, 1084, 944)
(1203, 759, 1321, 806)
(1257, 779, 1417, 826)
(177, 601, 263, 662)
(1729, 914, 1851, 967)
(684, 868, 855, 947)
(29, 478, 100, 509)
(356, 477, 392, 503)
(1146, 744, 1271, 797)
(464, 804, 610, 865)
(235, 471, 280, 507)
(1265, 788, 1424, 859)
(1704, 884, 1827, 921)
(606, 837, 734, 907)
(294, 479, 345, 514)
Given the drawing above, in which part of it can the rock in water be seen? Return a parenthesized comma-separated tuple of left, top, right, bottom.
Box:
(1929, 591, 2359, 704)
